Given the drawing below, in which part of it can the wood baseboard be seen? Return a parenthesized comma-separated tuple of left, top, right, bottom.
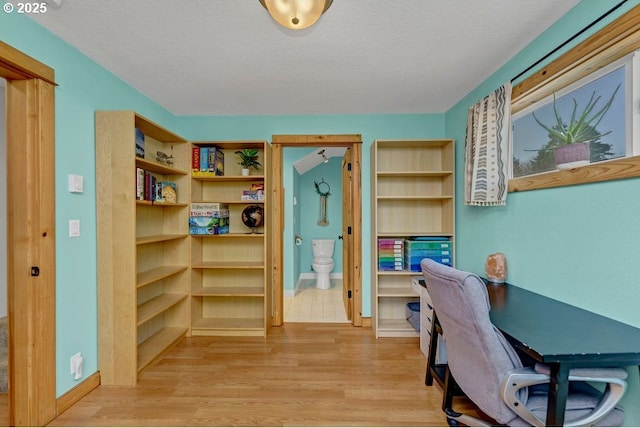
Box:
(361, 317, 372, 328)
(56, 371, 100, 416)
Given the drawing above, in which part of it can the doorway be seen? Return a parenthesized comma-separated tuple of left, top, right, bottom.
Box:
(270, 135, 362, 327)
(0, 41, 57, 426)
(283, 146, 347, 323)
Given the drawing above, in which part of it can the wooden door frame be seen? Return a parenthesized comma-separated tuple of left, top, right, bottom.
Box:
(271, 135, 362, 327)
(1, 41, 57, 426)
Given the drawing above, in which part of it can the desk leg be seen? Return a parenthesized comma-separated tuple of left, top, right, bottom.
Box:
(425, 314, 439, 386)
(546, 364, 570, 426)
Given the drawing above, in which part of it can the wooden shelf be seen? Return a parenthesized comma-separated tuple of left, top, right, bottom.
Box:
(136, 200, 188, 208)
(192, 175, 265, 182)
(137, 293, 188, 326)
(191, 317, 265, 335)
(136, 265, 188, 288)
(377, 287, 419, 297)
(136, 157, 187, 176)
(191, 286, 265, 297)
(190, 141, 271, 338)
(137, 327, 187, 373)
(377, 319, 420, 337)
(377, 195, 453, 200)
(97, 110, 191, 386)
(371, 139, 454, 338)
(136, 234, 188, 245)
(191, 261, 264, 269)
(377, 171, 453, 177)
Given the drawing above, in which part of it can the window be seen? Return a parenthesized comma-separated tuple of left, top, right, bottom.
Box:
(507, 5, 640, 192)
(511, 54, 633, 179)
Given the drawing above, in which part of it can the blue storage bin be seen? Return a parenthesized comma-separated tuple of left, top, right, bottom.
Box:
(406, 301, 420, 332)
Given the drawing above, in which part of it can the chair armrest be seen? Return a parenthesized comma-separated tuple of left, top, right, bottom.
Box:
(500, 367, 550, 427)
(501, 366, 627, 427)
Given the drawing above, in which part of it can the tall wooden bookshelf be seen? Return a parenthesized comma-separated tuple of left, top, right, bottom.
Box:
(96, 111, 191, 385)
(370, 139, 455, 337)
(190, 141, 272, 337)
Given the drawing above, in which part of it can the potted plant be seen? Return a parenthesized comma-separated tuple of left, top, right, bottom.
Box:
(532, 84, 620, 169)
(235, 148, 262, 176)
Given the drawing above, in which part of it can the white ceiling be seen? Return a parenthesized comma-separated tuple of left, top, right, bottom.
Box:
(27, 0, 581, 116)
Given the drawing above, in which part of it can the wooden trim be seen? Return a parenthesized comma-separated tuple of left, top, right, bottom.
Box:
(509, 155, 640, 192)
(271, 135, 363, 327)
(509, 5, 640, 191)
(6, 78, 57, 426)
(512, 5, 640, 114)
(272, 134, 362, 145)
(56, 372, 101, 415)
(350, 142, 363, 326)
(361, 317, 372, 328)
(271, 144, 283, 326)
(0, 41, 56, 84)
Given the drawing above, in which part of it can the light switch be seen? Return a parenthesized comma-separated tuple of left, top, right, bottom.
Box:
(68, 174, 84, 193)
(69, 220, 80, 237)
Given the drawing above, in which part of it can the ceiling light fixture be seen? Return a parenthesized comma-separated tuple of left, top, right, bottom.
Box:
(258, 0, 333, 30)
(318, 149, 329, 163)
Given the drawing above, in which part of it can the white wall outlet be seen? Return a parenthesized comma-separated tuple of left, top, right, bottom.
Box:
(69, 219, 80, 237)
(68, 174, 84, 193)
(70, 352, 83, 380)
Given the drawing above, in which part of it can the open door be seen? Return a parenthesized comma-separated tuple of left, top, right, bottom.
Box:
(341, 148, 353, 321)
(1, 41, 57, 426)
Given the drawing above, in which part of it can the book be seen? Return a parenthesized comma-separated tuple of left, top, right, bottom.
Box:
(190, 202, 229, 216)
(136, 168, 144, 200)
(208, 147, 217, 173)
(213, 147, 224, 175)
(135, 128, 145, 158)
(192, 147, 200, 174)
(156, 182, 177, 203)
(199, 147, 209, 172)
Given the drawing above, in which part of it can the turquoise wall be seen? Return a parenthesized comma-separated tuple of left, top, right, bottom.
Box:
(299, 157, 343, 275)
(446, 0, 640, 424)
(178, 114, 446, 309)
(8, 3, 637, 423)
(0, 12, 179, 396)
(283, 147, 309, 291)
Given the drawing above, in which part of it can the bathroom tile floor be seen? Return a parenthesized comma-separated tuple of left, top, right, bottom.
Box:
(284, 278, 348, 323)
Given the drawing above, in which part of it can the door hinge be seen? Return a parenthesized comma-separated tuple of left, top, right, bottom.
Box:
(348, 226, 352, 235)
(348, 290, 352, 298)
(347, 162, 352, 171)
(31, 266, 40, 277)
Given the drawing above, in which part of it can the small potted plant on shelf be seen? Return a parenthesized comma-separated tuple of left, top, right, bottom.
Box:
(235, 148, 262, 176)
(532, 84, 620, 170)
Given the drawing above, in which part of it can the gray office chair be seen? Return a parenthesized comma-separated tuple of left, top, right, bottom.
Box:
(420, 259, 627, 427)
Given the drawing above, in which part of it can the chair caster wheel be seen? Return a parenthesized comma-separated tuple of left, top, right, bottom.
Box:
(446, 417, 460, 427)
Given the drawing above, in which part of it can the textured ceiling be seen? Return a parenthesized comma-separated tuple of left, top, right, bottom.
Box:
(27, 0, 581, 116)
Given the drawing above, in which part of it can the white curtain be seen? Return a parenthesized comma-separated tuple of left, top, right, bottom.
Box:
(464, 82, 512, 206)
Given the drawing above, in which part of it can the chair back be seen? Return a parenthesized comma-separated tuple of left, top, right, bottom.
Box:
(420, 259, 523, 424)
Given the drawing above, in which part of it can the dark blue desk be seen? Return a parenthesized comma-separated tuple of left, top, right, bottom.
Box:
(425, 279, 640, 426)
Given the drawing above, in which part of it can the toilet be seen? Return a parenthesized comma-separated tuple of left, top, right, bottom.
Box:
(311, 239, 335, 290)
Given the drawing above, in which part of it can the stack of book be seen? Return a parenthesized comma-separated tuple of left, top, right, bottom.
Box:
(192, 146, 224, 177)
(404, 237, 452, 272)
(241, 183, 265, 201)
(189, 202, 230, 235)
(378, 238, 404, 271)
(136, 167, 177, 203)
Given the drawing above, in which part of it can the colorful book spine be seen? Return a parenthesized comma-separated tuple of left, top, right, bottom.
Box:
(199, 147, 209, 172)
(136, 168, 144, 200)
(208, 147, 217, 173)
(192, 147, 200, 174)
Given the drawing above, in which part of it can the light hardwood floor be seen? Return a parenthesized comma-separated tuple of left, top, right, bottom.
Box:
(47, 324, 480, 427)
